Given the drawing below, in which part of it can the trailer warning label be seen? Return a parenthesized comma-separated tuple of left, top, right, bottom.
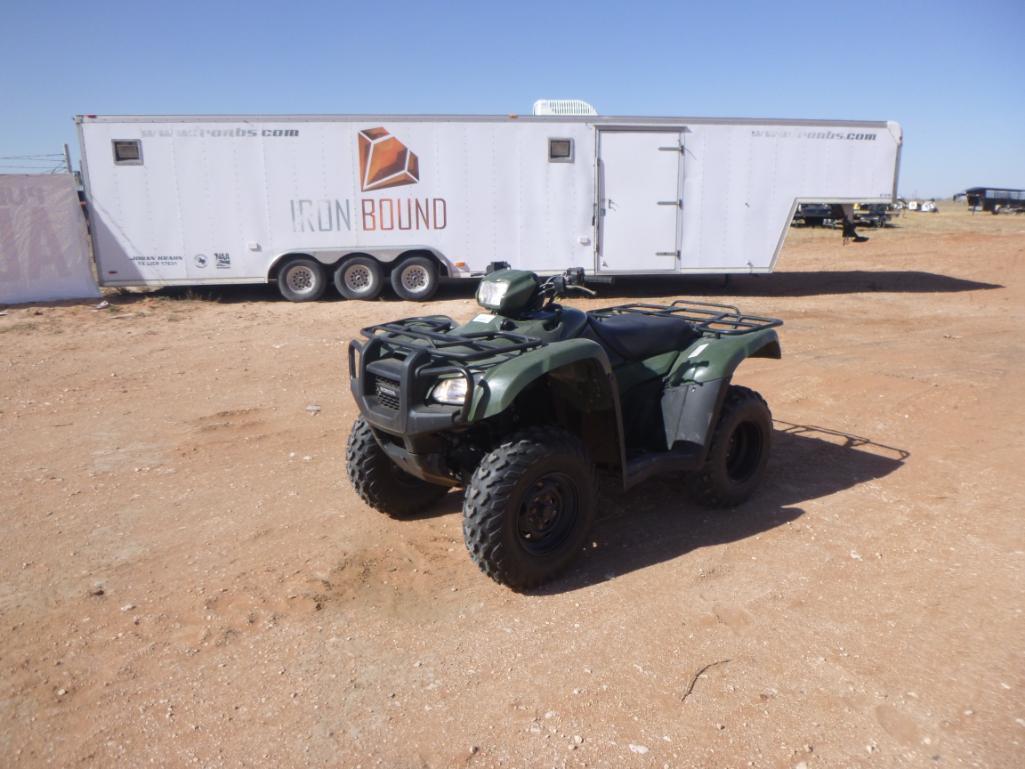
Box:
(130, 255, 183, 266)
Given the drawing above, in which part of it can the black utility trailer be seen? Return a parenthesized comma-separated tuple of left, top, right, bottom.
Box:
(958, 187, 1025, 214)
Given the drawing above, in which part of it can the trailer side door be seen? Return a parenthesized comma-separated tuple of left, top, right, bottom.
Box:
(597, 129, 683, 273)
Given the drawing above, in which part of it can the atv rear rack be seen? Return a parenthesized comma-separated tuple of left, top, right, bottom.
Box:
(591, 300, 782, 336)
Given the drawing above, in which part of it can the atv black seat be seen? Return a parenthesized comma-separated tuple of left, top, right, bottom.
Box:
(585, 313, 701, 362)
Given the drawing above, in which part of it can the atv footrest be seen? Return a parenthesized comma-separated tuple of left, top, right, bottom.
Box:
(623, 443, 703, 490)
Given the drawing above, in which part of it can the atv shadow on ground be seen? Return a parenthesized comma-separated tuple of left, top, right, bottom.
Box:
(529, 421, 909, 595)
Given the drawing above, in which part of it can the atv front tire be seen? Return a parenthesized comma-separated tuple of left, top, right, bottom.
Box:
(687, 385, 772, 508)
(463, 427, 596, 590)
(346, 417, 448, 517)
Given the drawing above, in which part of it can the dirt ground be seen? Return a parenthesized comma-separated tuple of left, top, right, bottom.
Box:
(2, 204, 1024, 769)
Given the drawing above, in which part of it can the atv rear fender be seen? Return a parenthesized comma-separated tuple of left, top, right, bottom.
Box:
(660, 328, 781, 451)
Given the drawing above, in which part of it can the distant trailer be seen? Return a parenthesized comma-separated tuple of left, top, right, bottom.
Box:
(76, 111, 902, 301)
(959, 187, 1025, 214)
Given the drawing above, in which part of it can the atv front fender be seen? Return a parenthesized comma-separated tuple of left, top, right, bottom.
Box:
(468, 339, 614, 421)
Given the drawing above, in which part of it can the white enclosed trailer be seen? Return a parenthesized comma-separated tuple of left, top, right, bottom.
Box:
(76, 111, 901, 301)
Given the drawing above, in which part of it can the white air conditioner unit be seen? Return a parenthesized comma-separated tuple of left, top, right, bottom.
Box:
(532, 99, 598, 116)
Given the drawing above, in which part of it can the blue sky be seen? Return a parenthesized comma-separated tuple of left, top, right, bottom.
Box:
(2, 0, 1022, 196)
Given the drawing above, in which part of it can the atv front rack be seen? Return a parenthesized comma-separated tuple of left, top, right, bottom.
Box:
(591, 300, 782, 336)
(348, 316, 546, 430)
(356, 315, 545, 362)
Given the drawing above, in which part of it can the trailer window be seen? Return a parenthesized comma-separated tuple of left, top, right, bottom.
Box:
(548, 138, 574, 163)
(112, 140, 142, 165)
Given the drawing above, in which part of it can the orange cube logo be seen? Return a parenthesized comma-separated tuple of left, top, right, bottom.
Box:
(357, 127, 420, 192)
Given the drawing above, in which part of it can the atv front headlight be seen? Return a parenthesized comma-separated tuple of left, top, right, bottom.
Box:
(476, 279, 510, 310)
(430, 376, 470, 405)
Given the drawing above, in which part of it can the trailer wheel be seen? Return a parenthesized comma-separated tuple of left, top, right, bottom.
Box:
(277, 257, 327, 302)
(390, 255, 440, 301)
(334, 256, 384, 300)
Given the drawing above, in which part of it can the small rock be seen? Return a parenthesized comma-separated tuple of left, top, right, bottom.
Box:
(469, 746, 479, 755)
(94, 300, 110, 310)
(529, 723, 542, 734)
(57, 688, 67, 697)
(628, 744, 649, 754)
(573, 735, 583, 745)
(963, 708, 974, 716)
(305, 404, 321, 415)
(302, 455, 312, 462)
(850, 550, 863, 561)
(120, 603, 136, 612)
(805, 744, 814, 753)
(794, 762, 809, 769)
(88, 583, 105, 597)
(715, 723, 725, 731)
(544, 710, 556, 719)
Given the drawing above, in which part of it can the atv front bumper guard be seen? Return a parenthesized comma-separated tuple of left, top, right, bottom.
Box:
(348, 316, 546, 435)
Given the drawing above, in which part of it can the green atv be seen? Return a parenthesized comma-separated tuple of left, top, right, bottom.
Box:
(345, 267, 782, 589)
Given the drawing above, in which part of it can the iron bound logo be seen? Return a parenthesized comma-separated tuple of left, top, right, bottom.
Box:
(289, 126, 446, 233)
(358, 127, 420, 192)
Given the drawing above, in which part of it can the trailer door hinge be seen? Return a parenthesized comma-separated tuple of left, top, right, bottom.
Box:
(657, 199, 682, 207)
(656, 250, 680, 257)
(659, 145, 684, 152)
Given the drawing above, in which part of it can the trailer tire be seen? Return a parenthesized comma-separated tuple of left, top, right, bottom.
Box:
(463, 426, 596, 590)
(390, 255, 440, 301)
(277, 257, 327, 302)
(346, 417, 448, 518)
(334, 256, 385, 300)
(686, 385, 772, 508)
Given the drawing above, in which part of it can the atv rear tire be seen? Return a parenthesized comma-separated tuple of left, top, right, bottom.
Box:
(346, 417, 448, 517)
(463, 427, 596, 590)
(687, 385, 772, 508)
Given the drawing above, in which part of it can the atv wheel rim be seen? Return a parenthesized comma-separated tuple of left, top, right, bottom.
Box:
(517, 472, 578, 555)
(343, 264, 374, 293)
(399, 264, 430, 294)
(725, 421, 763, 482)
(286, 265, 317, 295)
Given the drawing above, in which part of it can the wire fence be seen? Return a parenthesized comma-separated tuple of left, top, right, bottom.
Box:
(0, 153, 69, 174)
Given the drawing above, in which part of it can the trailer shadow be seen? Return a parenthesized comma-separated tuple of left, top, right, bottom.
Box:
(575, 271, 1001, 299)
(529, 421, 909, 595)
(97, 269, 999, 308)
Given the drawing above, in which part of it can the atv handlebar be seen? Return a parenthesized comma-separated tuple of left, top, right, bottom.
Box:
(538, 269, 597, 305)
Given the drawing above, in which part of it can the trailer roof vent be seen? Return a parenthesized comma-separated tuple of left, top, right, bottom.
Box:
(532, 99, 597, 116)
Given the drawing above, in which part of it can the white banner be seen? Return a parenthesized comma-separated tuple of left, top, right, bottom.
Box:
(0, 174, 99, 304)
